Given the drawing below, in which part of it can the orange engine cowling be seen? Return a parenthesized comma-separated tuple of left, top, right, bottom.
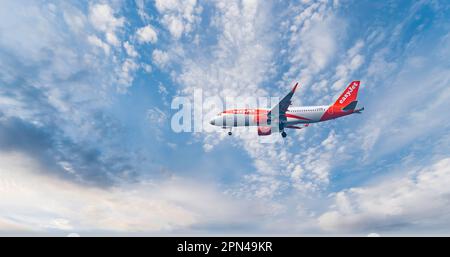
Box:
(257, 126, 272, 136)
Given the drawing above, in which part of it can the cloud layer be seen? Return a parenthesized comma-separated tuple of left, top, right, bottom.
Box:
(319, 158, 450, 233)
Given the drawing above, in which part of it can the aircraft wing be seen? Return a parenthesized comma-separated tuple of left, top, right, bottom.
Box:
(268, 82, 299, 120)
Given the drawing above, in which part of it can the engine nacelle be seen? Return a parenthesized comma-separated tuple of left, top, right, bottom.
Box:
(257, 126, 272, 136)
(254, 113, 270, 126)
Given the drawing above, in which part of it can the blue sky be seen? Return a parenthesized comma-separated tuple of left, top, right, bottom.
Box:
(0, 0, 449, 235)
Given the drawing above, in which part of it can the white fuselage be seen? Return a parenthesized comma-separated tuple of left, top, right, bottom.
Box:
(209, 105, 331, 128)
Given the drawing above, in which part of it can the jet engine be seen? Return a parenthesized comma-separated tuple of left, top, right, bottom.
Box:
(257, 126, 272, 136)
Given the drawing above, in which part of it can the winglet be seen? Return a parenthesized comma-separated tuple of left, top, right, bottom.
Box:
(269, 82, 301, 118)
(292, 82, 299, 93)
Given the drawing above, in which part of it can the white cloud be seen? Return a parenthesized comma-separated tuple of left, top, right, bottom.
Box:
(0, 0, 132, 116)
(166, 17, 184, 39)
(147, 107, 167, 124)
(366, 47, 396, 78)
(152, 49, 170, 68)
(136, 25, 158, 44)
(87, 35, 110, 55)
(89, 3, 124, 46)
(123, 41, 138, 57)
(63, 7, 87, 34)
(319, 158, 450, 233)
(283, 1, 344, 86)
(142, 63, 152, 73)
(116, 59, 139, 92)
(105, 31, 120, 46)
(331, 39, 365, 91)
(0, 0, 143, 191)
(154, 0, 202, 39)
(0, 152, 252, 233)
(358, 52, 450, 160)
(135, 0, 151, 22)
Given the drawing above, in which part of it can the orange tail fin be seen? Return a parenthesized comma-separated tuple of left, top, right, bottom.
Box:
(333, 81, 360, 108)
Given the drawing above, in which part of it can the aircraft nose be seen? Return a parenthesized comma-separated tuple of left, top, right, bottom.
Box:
(209, 118, 215, 125)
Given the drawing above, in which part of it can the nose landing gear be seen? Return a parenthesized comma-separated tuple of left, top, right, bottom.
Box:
(281, 131, 287, 138)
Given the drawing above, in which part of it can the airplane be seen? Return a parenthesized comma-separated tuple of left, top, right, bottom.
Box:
(209, 81, 364, 137)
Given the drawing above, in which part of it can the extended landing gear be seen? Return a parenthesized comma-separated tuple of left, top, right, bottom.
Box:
(228, 127, 232, 136)
(279, 123, 287, 138)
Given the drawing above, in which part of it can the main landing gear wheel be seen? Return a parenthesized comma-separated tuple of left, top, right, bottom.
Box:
(225, 127, 232, 136)
(281, 131, 287, 138)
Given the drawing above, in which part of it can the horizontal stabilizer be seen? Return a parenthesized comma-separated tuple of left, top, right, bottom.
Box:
(342, 100, 358, 111)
